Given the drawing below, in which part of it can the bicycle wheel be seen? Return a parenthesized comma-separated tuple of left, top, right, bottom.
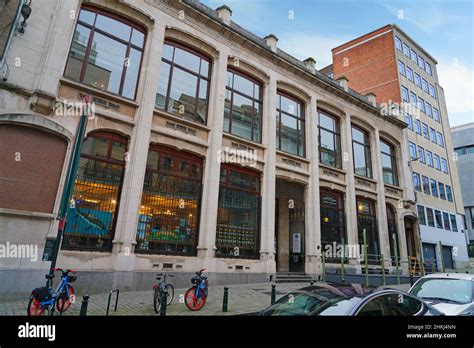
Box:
(153, 288, 161, 313)
(165, 284, 174, 306)
(184, 287, 206, 311)
(27, 296, 45, 316)
(56, 285, 75, 313)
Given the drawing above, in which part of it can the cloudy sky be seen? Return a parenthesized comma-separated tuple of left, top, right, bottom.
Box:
(202, 0, 473, 127)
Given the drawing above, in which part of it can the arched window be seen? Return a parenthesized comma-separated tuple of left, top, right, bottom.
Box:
(386, 204, 400, 264)
(63, 132, 128, 251)
(215, 165, 261, 259)
(155, 41, 211, 124)
(276, 92, 305, 157)
(320, 189, 346, 262)
(224, 69, 263, 143)
(352, 125, 372, 178)
(318, 110, 341, 168)
(64, 6, 146, 99)
(380, 140, 399, 186)
(135, 146, 203, 256)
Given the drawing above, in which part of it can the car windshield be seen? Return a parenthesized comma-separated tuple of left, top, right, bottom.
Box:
(411, 278, 472, 304)
(261, 293, 323, 316)
(317, 298, 359, 315)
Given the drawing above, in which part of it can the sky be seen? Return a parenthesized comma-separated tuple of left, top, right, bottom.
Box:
(202, 0, 474, 127)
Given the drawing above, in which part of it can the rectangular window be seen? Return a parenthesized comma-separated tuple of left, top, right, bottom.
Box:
(433, 107, 440, 122)
(434, 210, 443, 229)
(318, 111, 342, 168)
(446, 185, 453, 202)
(450, 214, 458, 232)
(401, 86, 409, 102)
(277, 92, 305, 157)
(403, 43, 410, 57)
(429, 84, 436, 99)
(430, 179, 438, 197)
(418, 146, 425, 164)
(405, 114, 413, 130)
(417, 205, 426, 225)
(430, 128, 437, 143)
(418, 98, 425, 113)
(422, 123, 429, 139)
(422, 176, 430, 194)
(352, 126, 372, 178)
(422, 79, 429, 93)
(398, 60, 406, 76)
(413, 172, 421, 191)
(395, 36, 402, 51)
(426, 150, 433, 167)
(406, 67, 414, 82)
(410, 91, 417, 106)
(434, 154, 440, 170)
(414, 73, 421, 87)
(414, 119, 421, 134)
(442, 212, 450, 230)
(409, 142, 417, 160)
(425, 62, 432, 76)
(437, 132, 444, 148)
(441, 158, 449, 174)
(380, 140, 399, 186)
(426, 208, 435, 227)
(418, 56, 425, 70)
(439, 182, 446, 200)
(426, 103, 432, 118)
(411, 49, 418, 63)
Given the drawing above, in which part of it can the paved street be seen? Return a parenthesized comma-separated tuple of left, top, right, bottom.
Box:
(0, 281, 411, 316)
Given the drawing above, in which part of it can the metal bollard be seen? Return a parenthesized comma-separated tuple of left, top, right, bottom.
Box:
(106, 289, 120, 316)
(271, 283, 276, 304)
(160, 290, 168, 316)
(310, 280, 315, 286)
(409, 272, 414, 286)
(79, 295, 89, 316)
(222, 286, 229, 312)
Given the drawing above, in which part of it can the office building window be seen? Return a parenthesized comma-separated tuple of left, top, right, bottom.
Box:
(405, 114, 413, 130)
(418, 146, 425, 164)
(398, 60, 406, 76)
(426, 208, 435, 227)
(395, 36, 402, 51)
(401, 86, 409, 102)
(64, 6, 146, 99)
(414, 73, 421, 87)
(433, 107, 440, 122)
(422, 79, 429, 93)
(434, 154, 440, 170)
(413, 172, 421, 191)
(426, 150, 433, 167)
(442, 212, 450, 231)
(422, 123, 429, 139)
(450, 215, 457, 232)
(429, 128, 437, 143)
(224, 69, 263, 142)
(437, 132, 444, 148)
(441, 158, 449, 174)
(318, 110, 342, 168)
(446, 185, 453, 202)
(410, 49, 417, 63)
(406, 67, 414, 82)
(276, 92, 305, 157)
(429, 84, 436, 99)
(434, 210, 443, 229)
(426, 103, 432, 118)
(380, 140, 398, 186)
(422, 176, 430, 194)
(418, 98, 425, 113)
(425, 62, 432, 76)
(352, 126, 372, 178)
(414, 119, 421, 134)
(410, 91, 417, 106)
(439, 182, 446, 200)
(403, 43, 410, 57)
(430, 179, 438, 197)
(418, 56, 425, 70)
(409, 142, 417, 160)
(417, 205, 426, 225)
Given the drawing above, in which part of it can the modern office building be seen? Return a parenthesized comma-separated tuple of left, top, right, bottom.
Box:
(452, 123, 474, 245)
(1, 0, 418, 296)
(323, 24, 469, 270)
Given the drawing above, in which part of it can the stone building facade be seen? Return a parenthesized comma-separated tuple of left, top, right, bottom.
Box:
(0, 0, 416, 296)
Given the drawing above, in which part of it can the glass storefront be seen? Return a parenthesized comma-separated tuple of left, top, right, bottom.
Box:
(320, 190, 346, 263)
(357, 198, 380, 263)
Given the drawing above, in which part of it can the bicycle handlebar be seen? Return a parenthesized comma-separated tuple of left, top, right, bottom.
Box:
(51, 268, 76, 274)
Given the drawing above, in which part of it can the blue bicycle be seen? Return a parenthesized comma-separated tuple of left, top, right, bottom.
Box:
(27, 268, 77, 316)
(185, 269, 208, 311)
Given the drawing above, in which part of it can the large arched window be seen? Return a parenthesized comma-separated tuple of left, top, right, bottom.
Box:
(215, 165, 261, 259)
(320, 189, 346, 263)
(63, 132, 128, 251)
(352, 125, 372, 178)
(155, 41, 211, 124)
(276, 92, 305, 157)
(318, 110, 341, 168)
(386, 204, 400, 265)
(135, 146, 203, 256)
(224, 69, 263, 143)
(380, 140, 399, 186)
(64, 6, 146, 99)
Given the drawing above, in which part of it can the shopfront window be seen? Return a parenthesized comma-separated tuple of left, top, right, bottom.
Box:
(357, 198, 379, 263)
(320, 190, 346, 262)
(63, 132, 128, 251)
(387, 205, 400, 264)
(64, 6, 145, 99)
(215, 165, 261, 259)
(135, 146, 203, 255)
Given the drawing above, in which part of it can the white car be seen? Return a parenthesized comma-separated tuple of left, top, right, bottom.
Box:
(408, 273, 474, 315)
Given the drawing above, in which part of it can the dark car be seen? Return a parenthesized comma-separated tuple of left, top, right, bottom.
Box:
(259, 283, 443, 316)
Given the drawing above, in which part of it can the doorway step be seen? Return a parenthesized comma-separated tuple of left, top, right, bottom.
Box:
(275, 272, 313, 283)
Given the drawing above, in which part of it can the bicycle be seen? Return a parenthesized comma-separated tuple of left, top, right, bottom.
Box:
(153, 272, 175, 313)
(27, 268, 77, 316)
(184, 269, 208, 311)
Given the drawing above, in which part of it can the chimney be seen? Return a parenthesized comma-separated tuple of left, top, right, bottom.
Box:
(365, 92, 377, 106)
(336, 76, 349, 92)
(216, 5, 232, 25)
(264, 34, 278, 53)
(303, 57, 316, 73)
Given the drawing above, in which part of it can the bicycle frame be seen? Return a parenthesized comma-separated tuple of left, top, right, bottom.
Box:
(39, 275, 71, 309)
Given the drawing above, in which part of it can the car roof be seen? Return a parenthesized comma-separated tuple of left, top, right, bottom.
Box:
(418, 273, 474, 281)
(297, 283, 378, 300)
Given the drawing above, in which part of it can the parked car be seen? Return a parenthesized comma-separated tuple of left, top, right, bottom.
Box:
(259, 283, 443, 316)
(408, 273, 474, 315)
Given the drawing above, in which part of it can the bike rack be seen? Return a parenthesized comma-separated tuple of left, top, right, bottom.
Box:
(106, 289, 119, 315)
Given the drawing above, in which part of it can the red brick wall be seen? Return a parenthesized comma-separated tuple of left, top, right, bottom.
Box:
(332, 25, 401, 105)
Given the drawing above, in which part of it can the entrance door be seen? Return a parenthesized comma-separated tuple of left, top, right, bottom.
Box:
(422, 243, 437, 272)
(289, 207, 305, 272)
(442, 246, 454, 269)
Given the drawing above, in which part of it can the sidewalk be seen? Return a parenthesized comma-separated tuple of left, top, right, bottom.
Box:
(0, 281, 413, 316)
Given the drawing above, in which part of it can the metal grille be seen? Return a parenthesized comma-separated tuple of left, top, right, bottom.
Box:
(215, 187, 260, 259)
(62, 157, 124, 251)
